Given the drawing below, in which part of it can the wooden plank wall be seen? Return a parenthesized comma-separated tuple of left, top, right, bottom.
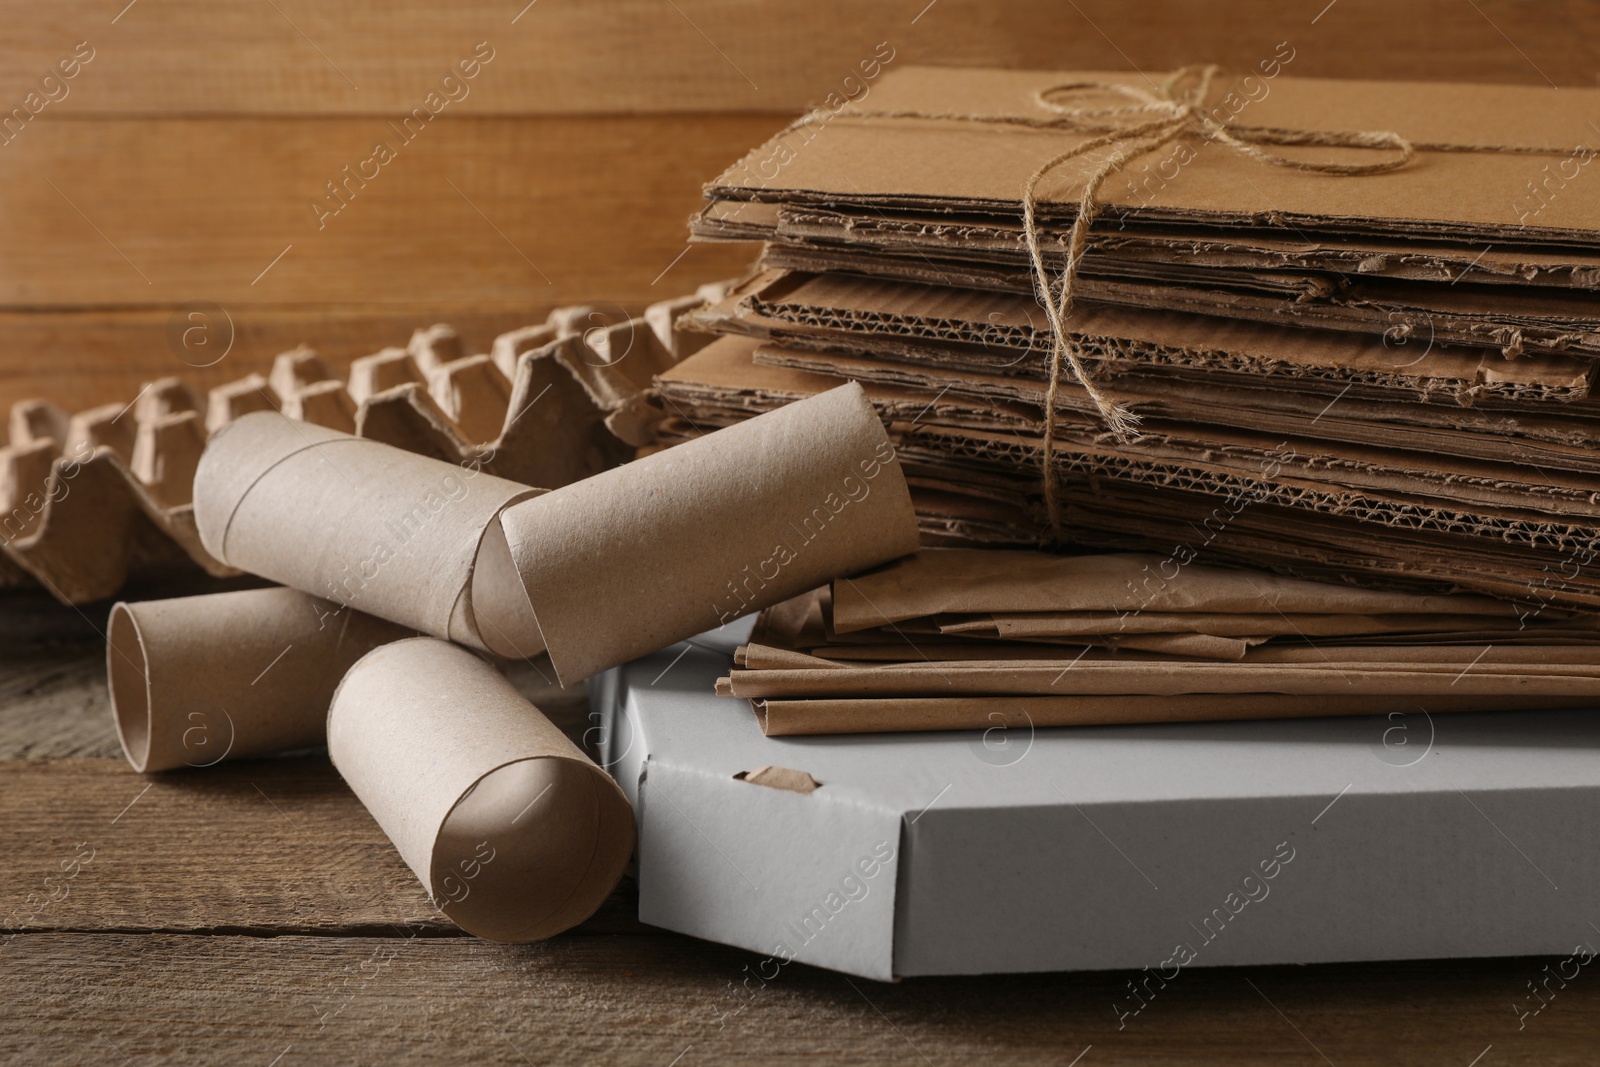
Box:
(0, 0, 1595, 413)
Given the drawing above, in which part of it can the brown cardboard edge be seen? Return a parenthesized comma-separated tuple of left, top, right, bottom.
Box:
(106, 602, 154, 773)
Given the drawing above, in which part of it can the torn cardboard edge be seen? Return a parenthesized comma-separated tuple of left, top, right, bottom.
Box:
(735, 765, 822, 793)
(652, 337, 1600, 607)
(703, 269, 1595, 403)
(746, 344, 1600, 472)
(756, 240, 1600, 360)
(693, 199, 1600, 291)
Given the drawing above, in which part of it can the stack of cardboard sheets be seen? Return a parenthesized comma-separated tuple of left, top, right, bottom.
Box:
(660, 65, 1600, 612)
(720, 549, 1600, 735)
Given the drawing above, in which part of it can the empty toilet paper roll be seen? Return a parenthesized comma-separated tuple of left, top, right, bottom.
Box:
(108, 587, 411, 772)
(328, 638, 634, 941)
(193, 412, 541, 652)
(472, 381, 921, 683)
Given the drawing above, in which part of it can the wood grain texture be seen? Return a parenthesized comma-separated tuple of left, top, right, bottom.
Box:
(4, 932, 1596, 1065)
(0, 114, 762, 413)
(0, 589, 126, 760)
(0, 757, 452, 934)
(0, 644, 120, 760)
(0, 0, 1594, 117)
(0, 756, 635, 938)
(0, 115, 762, 306)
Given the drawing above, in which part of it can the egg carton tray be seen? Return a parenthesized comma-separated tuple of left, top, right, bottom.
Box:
(0, 283, 731, 603)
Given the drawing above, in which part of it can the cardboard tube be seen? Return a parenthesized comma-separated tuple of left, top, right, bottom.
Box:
(108, 587, 410, 773)
(193, 411, 540, 652)
(328, 639, 634, 942)
(473, 382, 920, 683)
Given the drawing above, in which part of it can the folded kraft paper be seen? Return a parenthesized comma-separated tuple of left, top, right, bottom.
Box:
(724, 549, 1600, 735)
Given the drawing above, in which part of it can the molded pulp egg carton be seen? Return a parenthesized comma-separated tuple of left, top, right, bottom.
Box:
(0, 282, 731, 603)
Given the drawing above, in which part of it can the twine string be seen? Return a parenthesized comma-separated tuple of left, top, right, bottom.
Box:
(1023, 66, 1413, 534)
(788, 65, 1418, 537)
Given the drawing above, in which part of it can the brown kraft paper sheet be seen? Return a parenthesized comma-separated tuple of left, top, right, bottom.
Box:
(721, 659, 1600, 700)
(831, 550, 1515, 634)
(967, 610, 1558, 639)
(708, 67, 1600, 244)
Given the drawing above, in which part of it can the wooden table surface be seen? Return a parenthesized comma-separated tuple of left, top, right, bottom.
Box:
(6, 2, 1600, 1061)
(1, 588, 1598, 1066)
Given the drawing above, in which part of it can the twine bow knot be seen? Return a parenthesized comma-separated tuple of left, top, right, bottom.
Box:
(780, 65, 1417, 537)
(1012, 65, 1414, 534)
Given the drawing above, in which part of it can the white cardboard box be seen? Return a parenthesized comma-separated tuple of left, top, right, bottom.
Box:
(593, 626, 1600, 982)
